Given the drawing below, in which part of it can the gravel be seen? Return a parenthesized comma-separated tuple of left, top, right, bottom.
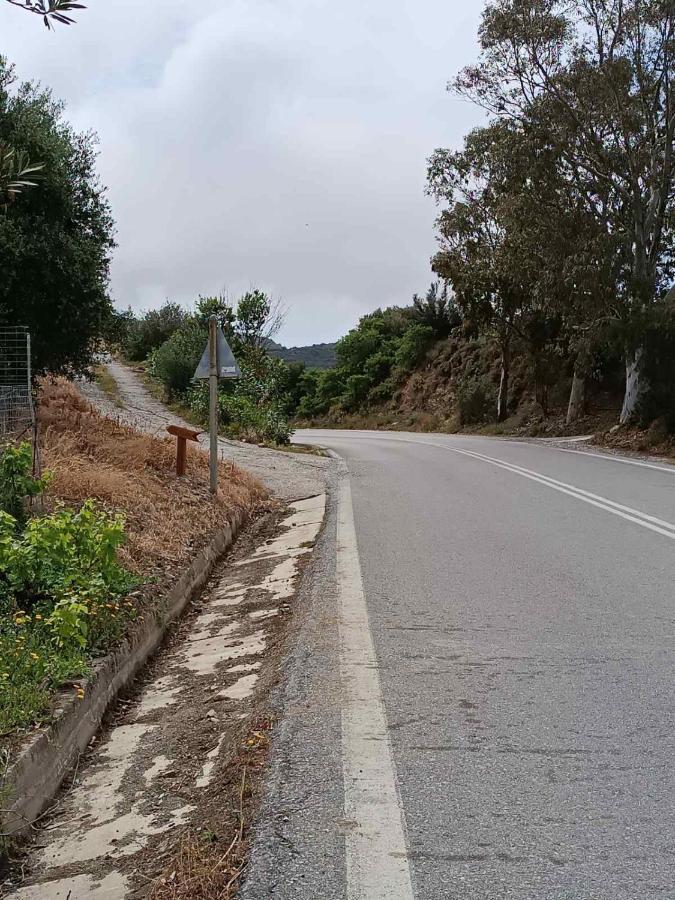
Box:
(78, 360, 333, 501)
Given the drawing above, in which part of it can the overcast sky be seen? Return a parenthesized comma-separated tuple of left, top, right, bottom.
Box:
(1, 0, 484, 345)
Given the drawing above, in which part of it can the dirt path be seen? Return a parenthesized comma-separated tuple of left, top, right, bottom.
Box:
(5, 495, 327, 899)
(79, 360, 330, 502)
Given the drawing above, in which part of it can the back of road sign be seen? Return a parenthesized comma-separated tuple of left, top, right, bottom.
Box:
(193, 328, 241, 380)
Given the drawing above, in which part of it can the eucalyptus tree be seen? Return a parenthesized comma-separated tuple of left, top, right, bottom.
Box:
(453, 0, 675, 422)
(429, 121, 544, 421)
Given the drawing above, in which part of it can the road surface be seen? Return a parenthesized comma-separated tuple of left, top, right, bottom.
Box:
(242, 430, 674, 900)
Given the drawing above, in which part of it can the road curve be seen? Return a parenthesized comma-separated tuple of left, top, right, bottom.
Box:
(243, 430, 675, 900)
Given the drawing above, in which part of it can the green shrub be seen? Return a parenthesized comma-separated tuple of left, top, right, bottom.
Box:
(185, 366, 293, 445)
(0, 500, 135, 733)
(341, 374, 373, 411)
(148, 320, 206, 399)
(0, 443, 50, 527)
(367, 379, 396, 405)
(363, 351, 394, 383)
(455, 377, 494, 426)
(394, 324, 435, 371)
(121, 302, 186, 361)
(0, 500, 134, 647)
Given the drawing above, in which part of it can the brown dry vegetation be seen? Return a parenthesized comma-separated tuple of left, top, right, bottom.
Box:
(38, 380, 267, 581)
(149, 718, 272, 900)
(594, 420, 675, 462)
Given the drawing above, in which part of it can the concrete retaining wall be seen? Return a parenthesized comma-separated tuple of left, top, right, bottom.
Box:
(1, 508, 247, 839)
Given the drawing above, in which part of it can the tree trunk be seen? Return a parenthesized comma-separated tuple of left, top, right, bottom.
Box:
(619, 348, 646, 424)
(566, 369, 586, 425)
(497, 342, 510, 422)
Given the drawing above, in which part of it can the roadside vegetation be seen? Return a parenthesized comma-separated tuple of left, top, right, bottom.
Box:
(114, 293, 300, 446)
(288, 284, 627, 437)
(0, 439, 135, 735)
(0, 382, 264, 740)
(286, 3, 675, 445)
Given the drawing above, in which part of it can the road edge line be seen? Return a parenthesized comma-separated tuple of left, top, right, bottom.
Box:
(336, 461, 415, 900)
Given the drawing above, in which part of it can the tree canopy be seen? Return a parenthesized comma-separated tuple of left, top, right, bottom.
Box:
(0, 58, 116, 376)
(431, 0, 675, 423)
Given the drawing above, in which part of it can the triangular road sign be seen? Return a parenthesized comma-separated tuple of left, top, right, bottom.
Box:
(193, 328, 241, 380)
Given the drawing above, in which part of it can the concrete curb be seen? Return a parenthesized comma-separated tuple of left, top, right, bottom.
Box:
(1, 507, 247, 839)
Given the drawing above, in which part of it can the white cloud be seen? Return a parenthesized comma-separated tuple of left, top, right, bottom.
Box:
(0, 0, 483, 344)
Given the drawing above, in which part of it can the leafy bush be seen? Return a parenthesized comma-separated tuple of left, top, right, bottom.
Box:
(147, 319, 206, 399)
(0, 490, 135, 733)
(394, 324, 435, 371)
(455, 377, 494, 426)
(185, 359, 293, 445)
(0, 443, 50, 527)
(341, 374, 373, 411)
(367, 379, 396, 405)
(121, 302, 186, 362)
(363, 351, 394, 383)
(0, 500, 134, 645)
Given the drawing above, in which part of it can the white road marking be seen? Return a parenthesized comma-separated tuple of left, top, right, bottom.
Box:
(554, 445, 675, 473)
(336, 463, 415, 900)
(447, 446, 675, 541)
(310, 432, 675, 540)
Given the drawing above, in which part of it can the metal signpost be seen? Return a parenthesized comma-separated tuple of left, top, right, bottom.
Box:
(193, 316, 241, 494)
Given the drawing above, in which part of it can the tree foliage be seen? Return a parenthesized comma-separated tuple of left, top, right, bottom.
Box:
(5, 0, 85, 29)
(0, 58, 116, 377)
(451, 0, 675, 421)
(120, 302, 187, 362)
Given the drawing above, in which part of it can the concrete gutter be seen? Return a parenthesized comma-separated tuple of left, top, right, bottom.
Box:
(1, 508, 247, 840)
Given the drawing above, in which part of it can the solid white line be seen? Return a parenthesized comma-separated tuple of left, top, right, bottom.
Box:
(554, 446, 675, 474)
(306, 431, 675, 540)
(336, 463, 414, 900)
(448, 446, 675, 541)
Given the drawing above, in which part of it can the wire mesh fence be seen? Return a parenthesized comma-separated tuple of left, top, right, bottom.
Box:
(0, 326, 34, 446)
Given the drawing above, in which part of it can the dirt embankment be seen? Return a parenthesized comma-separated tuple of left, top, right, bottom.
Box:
(593, 420, 675, 462)
(303, 335, 622, 438)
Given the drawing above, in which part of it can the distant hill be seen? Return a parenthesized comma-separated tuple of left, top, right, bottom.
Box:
(267, 340, 336, 369)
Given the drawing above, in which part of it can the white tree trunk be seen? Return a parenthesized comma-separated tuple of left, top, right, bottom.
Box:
(566, 370, 585, 425)
(619, 348, 646, 424)
(497, 344, 509, 422)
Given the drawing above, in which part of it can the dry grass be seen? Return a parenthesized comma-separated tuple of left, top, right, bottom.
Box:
(593, 421, 675, 461)
(37, 380, 267, 579)
(149, 719, 272, 899)
(148, 829, 244, 900)
(93, 364, 124, 408)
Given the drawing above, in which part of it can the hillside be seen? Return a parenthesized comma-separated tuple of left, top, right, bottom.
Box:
(288, 303, 628, 438)
(267, 340, 336, 369)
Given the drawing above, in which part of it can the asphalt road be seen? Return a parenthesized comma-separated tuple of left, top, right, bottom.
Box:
(242, 431, 674, 900)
